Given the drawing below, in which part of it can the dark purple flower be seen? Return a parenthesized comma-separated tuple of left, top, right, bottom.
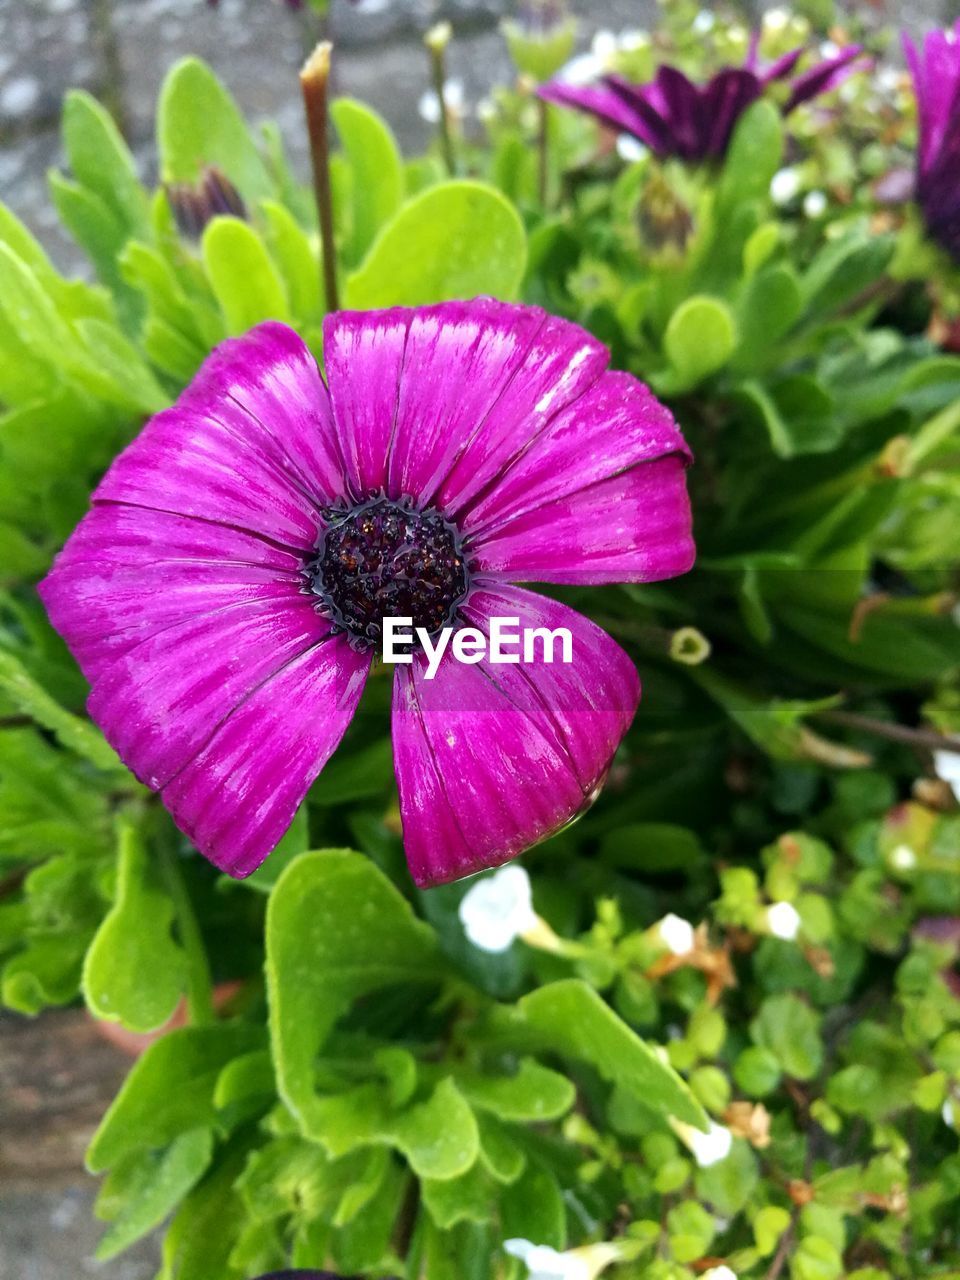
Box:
(166, 167, 247, 240)
(539, 40, 865, 162)
(903, 21, 960, 261)
(39, 303, 694, 887)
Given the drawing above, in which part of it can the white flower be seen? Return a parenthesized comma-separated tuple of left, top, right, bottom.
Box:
(889, 844, 917, 872)
(557, 28, 648, 85)
(657, 913, 695, 955)
(819, 39, 841, 59)
(459, 864, 536, 953)
(764, 7, 790, 33)
(770, 167, 801, 206)
(692, 10, 715, 34)
(803, 190, 828, 218)
(766, 901, 801, 941)
(418, 78, 465, 124)
(505, 1241, 590, 1280)
(934, 749, 960, 802)
(674, 1120, 733, 1167)
(702, 1268, 738, 1280)
(943, 1098, 956, 1128)
(616, 134, 649, 163)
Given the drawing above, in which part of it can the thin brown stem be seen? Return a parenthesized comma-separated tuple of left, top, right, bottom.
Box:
(300, 42, 339, 313)
(815, 708, 960, 756)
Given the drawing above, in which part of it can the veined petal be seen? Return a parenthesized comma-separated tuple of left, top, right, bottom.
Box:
(176, 320, 345, 503)
(653, 65, 709, 158)
(392, 587, 639, 887)
(163, 635, 369, 876)
(702, 69, 762, 156)
(94, 323, 339, 550)
(473, 453, 695, 585)
(323, 306, 410, 497)
(386, 299, 548, 504)
(463, 369, 693, 583)
(39, 504, 304, 683)
(437, 313, 609, 517)
(87, 588, 332, 791)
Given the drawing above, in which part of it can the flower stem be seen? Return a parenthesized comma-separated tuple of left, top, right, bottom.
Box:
(158, 836, 215, 1026)
(815, 708, 960, 756)
(538, 97, 550, 207)
(300, 41, 340, 313)
(425, 23, 456, 176)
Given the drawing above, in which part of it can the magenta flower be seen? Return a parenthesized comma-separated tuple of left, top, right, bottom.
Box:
(904, 21, 960, 262)
(539, 40, 865, 161)
(39, 302, 694, 886)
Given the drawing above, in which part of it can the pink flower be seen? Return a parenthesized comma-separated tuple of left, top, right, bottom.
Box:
(40, 302, 694, 886)
(903, 20, 960, 262)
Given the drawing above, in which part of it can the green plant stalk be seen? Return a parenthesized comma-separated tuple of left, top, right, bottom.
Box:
(158, 836, 215, 1026)
(426, 28, 456, 176)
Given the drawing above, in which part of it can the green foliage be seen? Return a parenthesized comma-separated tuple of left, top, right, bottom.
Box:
(2, 21, 960, 1280)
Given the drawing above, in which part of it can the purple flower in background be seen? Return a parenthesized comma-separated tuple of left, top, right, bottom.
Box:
(40, 302, 694, 887)
(904, 20, 960, 262)
(539, 39, 865, 161)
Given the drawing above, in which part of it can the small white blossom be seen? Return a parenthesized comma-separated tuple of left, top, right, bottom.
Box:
(693, 10, 715, 34)
(657, 913, 695, 955)
(943, 1098, 956, 1128)
(703, 1268, 738, 1280)
(505, 1240, 590, 1280)
(819, 39, 841, 59)
(459, 864, 536, 953)
(767, 901, 801, 940)
(803, 190, 828, 218)
(558, 29, 648, 85)
(616, 134, 649, 163)
(890, 844, 917, 872)
(764, 7, 790, 33)
(770, 167, 802, 206)
(674, 1120, 733, 1167)
(418, 78, 465, 124)
(934, 749, 960, 802)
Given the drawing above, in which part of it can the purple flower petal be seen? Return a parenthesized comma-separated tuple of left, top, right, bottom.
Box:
(94, 324, 342, 550)
(393, 585, 639, 886)
(537, 80, 660, 144)
(905, 21, 960, 259)
(602, 75, 678, 155)
(40, 504, 303, 683)
(472, 453, 694, 585)
(784, 45, 865, 113)
(437, 312, 609, 517)
(701, 68, 763, 157)
(86, 589, 331, 792)
(653, 65, 708, 159)
(163, 634, 369, 876)
(761, 46, 805, 83)
(463, 369, 693, 583)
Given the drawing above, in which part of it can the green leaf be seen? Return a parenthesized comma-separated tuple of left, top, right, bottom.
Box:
(87, 1023, 263, 1172)
(74, 319, 168, 413)
(750, 993, 823, 1081)
(422, 1159, 495, 1228)
(0, 651, 123, 773)
(331, 98, 404, 266)
(62, 90, 149, 237)
(260, 199, 323, 325)
(488, 979, 706, 1129)
(83, 822, 185, 1033)
(267, 850, 441, 1133)
(735, 264, 803, 367)
(458, 1058, 575, 1122)
(95, 1129, 213, 1261)
(718, 100, 784, 212)
(202, 217, 290, 334)
(306, 1077, 480, 1180)
(345, 181, 527, 308)
(157, 57, 272, 200)
(499, 1160, 566, 1249)
(0, 242, 85, 371)
(663, 296, 737, 389)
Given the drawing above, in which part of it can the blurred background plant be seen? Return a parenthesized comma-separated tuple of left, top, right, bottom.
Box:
(1, 0, 960, 1276)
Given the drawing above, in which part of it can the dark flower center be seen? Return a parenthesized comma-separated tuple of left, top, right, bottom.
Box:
(307, 497, 469, 651)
